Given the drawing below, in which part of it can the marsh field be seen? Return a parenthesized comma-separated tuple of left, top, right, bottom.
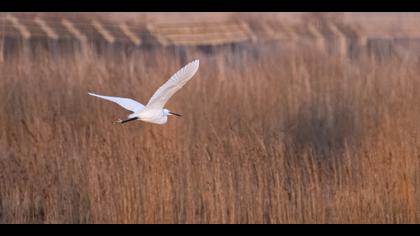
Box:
(0, 13, 420, 223)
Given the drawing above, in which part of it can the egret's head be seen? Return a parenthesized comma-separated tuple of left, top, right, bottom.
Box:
(164, 109, 182, 117)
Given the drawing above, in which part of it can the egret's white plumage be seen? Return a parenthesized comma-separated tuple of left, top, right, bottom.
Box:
(146, 59, 200, 110)
(88, 59, 199, 125)
(87, 93, 145, 113)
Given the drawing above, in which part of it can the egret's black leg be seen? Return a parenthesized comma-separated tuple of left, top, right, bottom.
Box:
(114, 117, 138, 125)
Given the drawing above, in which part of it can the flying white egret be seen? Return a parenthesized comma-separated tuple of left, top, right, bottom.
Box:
(88, 59, 199, 125)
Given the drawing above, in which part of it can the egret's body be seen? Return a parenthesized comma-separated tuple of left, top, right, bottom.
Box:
(89, 59, 199, 125)
(137, 109, 168, 125)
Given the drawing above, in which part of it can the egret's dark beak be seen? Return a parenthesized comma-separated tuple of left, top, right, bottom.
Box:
(169, 112, 182, 117)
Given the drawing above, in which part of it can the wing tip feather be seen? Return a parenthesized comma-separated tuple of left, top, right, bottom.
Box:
(185, 59, 199, 74)
(192, 59, 199, 67)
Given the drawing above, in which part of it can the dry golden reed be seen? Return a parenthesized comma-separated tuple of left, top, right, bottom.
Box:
(0, 39, 419, 223)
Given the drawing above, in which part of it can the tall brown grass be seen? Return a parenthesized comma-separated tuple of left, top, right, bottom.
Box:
(0, 40, 419, 223)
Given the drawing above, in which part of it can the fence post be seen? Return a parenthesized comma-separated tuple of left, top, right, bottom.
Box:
(119, 23, 141, 46)
(327, 22, 347, 58)
(308, 24, 326, 52)
(61, 18, 88, 57)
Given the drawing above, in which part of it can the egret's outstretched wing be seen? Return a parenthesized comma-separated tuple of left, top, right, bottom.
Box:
(146, 59, 199, 110)
(88, 92, 145, 113)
